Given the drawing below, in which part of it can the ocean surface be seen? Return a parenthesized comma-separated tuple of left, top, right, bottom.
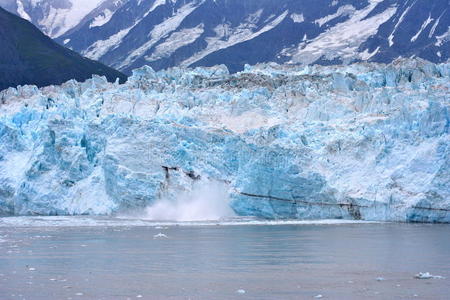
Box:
(0, 217, 449, 300)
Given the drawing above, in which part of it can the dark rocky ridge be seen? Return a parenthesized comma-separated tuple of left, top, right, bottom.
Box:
(0, 7, 127, 91)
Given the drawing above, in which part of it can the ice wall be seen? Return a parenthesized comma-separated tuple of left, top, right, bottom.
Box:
(0, 59, 448, 222)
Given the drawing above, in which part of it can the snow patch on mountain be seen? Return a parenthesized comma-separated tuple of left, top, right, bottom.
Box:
(435, 27, 450, 46)
(359, 46, 380, 60)
(15, 0, 30, 21)
(291, 1, 397, 64)
(145, 24, 205, 62)
(290, 13, 304, 23)
(314, 4, 355, 27)
(33, 0, 106, 37)
(410, 14, 433, 42)
(83, 0, 169, 61)
(89, 8, 114, 28)
(429, 12, 444, 38)
(181, 10, 289, 67)
(388, 0, 417, 47)
(119, 1, 203, 69)
(84, 26, 132, 60)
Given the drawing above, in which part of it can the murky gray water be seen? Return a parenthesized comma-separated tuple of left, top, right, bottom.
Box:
(0, 218, 449, 300)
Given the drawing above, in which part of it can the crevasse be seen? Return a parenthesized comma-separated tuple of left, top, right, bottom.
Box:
(0, 59, 448, 222)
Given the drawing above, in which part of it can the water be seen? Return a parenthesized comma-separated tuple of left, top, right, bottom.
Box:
(0, 217, 449, 300)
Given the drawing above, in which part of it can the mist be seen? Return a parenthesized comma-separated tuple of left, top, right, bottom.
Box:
(144, 179, 235, 221)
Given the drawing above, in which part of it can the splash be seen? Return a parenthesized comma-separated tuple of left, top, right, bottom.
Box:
(144, 179, 235, 221)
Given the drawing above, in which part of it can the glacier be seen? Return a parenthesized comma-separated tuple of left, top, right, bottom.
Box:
(0, 59, 449, 222)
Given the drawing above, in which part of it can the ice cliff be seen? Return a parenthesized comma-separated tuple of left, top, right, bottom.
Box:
(0, 59, 449, 222)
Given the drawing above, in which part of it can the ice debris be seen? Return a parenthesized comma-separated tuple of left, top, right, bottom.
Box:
(414, 272, 445, 279)
(0, 59, 449, 222)
(153, 233, 168, 239)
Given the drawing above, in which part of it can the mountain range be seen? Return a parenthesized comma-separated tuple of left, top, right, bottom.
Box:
(2, 0, 449, 74)
(0, 6, 126, 91)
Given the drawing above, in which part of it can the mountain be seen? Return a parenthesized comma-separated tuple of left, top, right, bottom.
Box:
(0, 6, 126, 91)
(2, 0, 449, 74)
(0, 59, 449, 222)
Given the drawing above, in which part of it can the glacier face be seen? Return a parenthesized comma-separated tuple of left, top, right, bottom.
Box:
(0, 59, 449, 222)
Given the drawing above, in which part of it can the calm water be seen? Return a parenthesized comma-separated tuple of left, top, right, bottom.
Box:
(0, 217, 449, 300)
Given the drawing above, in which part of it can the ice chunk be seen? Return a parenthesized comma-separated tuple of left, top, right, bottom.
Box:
(153, 233, 168, 239)
(414, 272, 445, 279)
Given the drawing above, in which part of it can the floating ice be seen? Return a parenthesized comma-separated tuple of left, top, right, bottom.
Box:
(153, 233, 168, 239)
(414, 272, 445, 279)
(236, 289, 246, 294)
(0, 59, 448, 222)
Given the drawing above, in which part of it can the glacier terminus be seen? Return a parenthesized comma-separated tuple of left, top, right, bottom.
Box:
(0, 59, 449, 223)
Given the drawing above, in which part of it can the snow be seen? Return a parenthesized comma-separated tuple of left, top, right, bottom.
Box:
(290, 13, 304, 23)
(181, 10, 289, 67)
(89, 9, 114, 28)
(291, 0, 397, 64)
(388, 0, 417, 47)
(83, 0, 167, 61)
(16, 0, 31, 21)
(428, 12, 444, 38)
(84, 25, 134, 60)
(145, 24, 204, 62)
(148, 0, 167, 13)
(0, 59, 449, 222)
(33, 0, 106, 38)
(359, 46, 380, 60)
(119, 1, 202, 69)
(410, 14, 433, 42)
(435, 26, 450, 46)
(314, 5, 355, 27)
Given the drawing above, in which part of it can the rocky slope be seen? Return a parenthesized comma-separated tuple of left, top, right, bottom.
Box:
(2, 0, 449, 74)
(0, 7, 126, 91)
